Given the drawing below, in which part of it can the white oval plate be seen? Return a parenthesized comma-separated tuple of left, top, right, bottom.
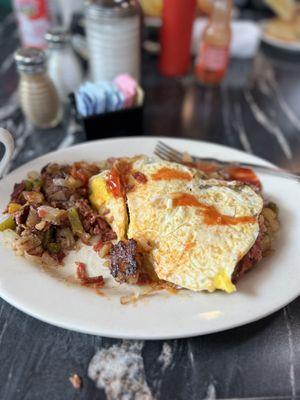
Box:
(0, 137, 299, 339)
(260, 21, 300, 52)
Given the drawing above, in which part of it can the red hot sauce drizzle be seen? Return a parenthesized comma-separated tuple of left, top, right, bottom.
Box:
(132, 171, 147, 183)
(106, 160, 148, 199)
(226, 166, 261, 190)
(172, 193, 256, 226)
(106, 168, 123, 198)
(152, 167, 192, 181)
(76, 262, 105, 287)
(182, 161, 262, 190)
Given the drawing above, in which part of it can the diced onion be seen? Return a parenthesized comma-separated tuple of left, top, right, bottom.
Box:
(27, 171, 39, 181)
(53, 178, 66, 186)
(37, 205, 65, 223)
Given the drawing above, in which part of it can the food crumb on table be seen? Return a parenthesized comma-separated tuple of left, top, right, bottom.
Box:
(69, 373, 82, 390)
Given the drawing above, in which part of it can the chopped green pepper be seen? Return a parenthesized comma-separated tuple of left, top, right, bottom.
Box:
(0, 216, 16, 232)
(267, 201, 278, 214)
(24, 180, 33, 191)
(47, 242, 61, 253)
(68, 207, 84, 236)
(42, 227, 62, 253)
(7, 203, 22, 214)
(33, 178, 42, 189)
(42, 226, 55, 250)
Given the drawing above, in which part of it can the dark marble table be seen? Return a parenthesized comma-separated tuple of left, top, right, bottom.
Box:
(1, 9, 300, 400)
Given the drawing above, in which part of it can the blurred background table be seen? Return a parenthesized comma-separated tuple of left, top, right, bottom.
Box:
(1, 5, 300, 400)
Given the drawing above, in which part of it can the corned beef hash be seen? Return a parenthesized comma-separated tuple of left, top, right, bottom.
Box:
(0, 155, 279, 298)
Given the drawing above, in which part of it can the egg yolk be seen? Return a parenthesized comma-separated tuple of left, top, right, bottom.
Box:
(213, 270, 236, 293)
(89, 177, 111, 209)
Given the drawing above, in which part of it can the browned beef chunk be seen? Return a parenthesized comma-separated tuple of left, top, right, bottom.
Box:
(75, 199, 116, 241)
(109, 239, 141, 284)
(56, 227, 76, 251)
(41, 164, 77, 209)
(232, 216, 267, 284)
(14, 205, 30, 235)
(10, 182, 26, 204)
(232, 238, 263, 284)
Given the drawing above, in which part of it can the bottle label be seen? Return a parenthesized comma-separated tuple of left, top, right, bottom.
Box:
(14, 0, 50, 48)
(15, 0, 48, 20)
(199, 43, 229, 71)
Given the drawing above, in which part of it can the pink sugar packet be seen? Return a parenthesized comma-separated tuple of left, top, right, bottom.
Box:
(114, 74, 137, 108)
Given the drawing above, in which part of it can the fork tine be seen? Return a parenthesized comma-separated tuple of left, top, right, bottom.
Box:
(155, 141, 182, 162)
(156, 146, 181, 162)
(154, 143, 173, 161)
(153, 148, 170, 161)
(156, 141, 177, 157)
(157, 141, 184, 161)
(155, 144, 178, 160)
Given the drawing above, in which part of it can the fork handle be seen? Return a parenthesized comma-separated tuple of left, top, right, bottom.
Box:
(193, 157, 300, 182)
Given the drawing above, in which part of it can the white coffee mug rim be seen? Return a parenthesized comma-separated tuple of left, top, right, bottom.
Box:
(0, 129, 15, 178)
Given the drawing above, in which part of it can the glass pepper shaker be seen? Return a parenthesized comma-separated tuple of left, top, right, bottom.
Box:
(45, 27, 83, 103)
(85, 0, 141, 82)
(14, 48, 62, 129)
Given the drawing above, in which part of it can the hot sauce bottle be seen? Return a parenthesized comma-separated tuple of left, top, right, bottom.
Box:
(13, 0, 51, 49)
(195, 0, 232, 85)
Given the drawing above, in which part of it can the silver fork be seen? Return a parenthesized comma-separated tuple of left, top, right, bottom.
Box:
(154, 141, 300, 182)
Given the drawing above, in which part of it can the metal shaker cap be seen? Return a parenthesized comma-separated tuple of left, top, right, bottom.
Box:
(85, 0, 138, 20)
(14, 48, 46, 73)
(45, 27, 71, 48)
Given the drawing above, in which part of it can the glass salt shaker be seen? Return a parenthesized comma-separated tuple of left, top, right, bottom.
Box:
(45, 27, 83, 103)
(85, 0, 141, 82)
(14, 48, 62, 129)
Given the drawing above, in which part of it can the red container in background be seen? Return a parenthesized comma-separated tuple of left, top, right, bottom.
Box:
(13, 0, 51, 49)
(159, 0, 196, 76)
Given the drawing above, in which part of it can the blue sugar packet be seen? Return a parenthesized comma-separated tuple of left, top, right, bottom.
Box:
(95, 83, 106, 114)
(75, 81, 106, 117)
(83, 82, 106, 115)
(82, 83, 96, 114)
(75, 80, 126, 117)
(97, 81, 124, 112)
(115, 85, 125, 110)
(75, 90, 88, 117)
(75, 84, 94, 117)
(81, 89, 94, 115)
(109, 85, 125, 111)
(106, 83, 120, 112)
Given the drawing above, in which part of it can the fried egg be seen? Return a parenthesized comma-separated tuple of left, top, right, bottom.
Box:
(89, 156, 263, 293)
(126, 157, 263, 293)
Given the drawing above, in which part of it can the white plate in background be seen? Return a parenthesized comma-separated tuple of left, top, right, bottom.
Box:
(261, 21, 300, 52)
